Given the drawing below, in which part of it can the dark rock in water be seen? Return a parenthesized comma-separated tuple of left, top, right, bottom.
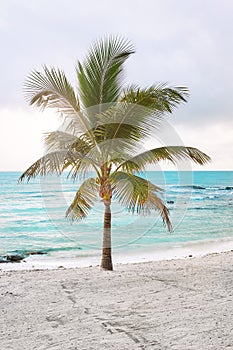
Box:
(25, 251, 47, 256)
(193, 185, 205, 189)
(167, 200, 175, 204)
(225, 186, 233, 190)
(6, 254, 24, 262)
(0, 251, 25, 263)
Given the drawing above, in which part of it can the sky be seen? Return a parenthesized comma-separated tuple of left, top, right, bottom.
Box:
(0, 0, 233, 171)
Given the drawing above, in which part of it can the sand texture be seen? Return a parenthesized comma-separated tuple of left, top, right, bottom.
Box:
(0, 251, 233, 349)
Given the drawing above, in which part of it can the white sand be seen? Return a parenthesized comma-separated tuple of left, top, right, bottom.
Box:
(0, 251, 233, 349)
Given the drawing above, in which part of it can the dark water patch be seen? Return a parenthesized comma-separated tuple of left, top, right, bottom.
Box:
(171, 185, 233, 191)
(212, 186, 233, 191)
(24, 250, 47, 255)
(188, 206, 220, 210)
(18, 191, 43, 195)
(2, 207, 45, 213)
(45, 246, 82, 253)
(170, 185, 206, 190)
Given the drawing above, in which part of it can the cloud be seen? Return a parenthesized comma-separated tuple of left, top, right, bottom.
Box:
(1, 0, 232, 170)
(172, 121, 233, 170)
(0, 107, 60, 170)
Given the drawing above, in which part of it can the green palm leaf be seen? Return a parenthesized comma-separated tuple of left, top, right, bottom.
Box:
(94, 122, 146, 144)
(66, 177, 99, 220)
(19, 149, 98, 182)
(93, 84, 188, 149)
(77, 36, 135, 109)
(94, 102, 163, 156)
(24, 66, 97, 145)
(44, 131, 93, 153)
(121, 84, 189, 113)
(19, 151, 68, 182)
(111, 171, 172, 231)
(25, 65, 80, 114)
(118, 146, 211, 172)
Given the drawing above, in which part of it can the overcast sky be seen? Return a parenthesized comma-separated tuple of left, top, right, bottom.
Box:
(1, 0, 233, 170)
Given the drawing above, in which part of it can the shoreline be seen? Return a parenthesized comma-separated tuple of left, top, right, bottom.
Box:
(1, 250, 232, 349)
(1, 236, 233, 271)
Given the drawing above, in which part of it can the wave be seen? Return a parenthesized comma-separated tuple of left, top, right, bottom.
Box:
(188, 207, 219, 210)
(169, 184, 233, 191)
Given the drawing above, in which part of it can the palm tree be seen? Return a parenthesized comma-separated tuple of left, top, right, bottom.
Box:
(19, 36, 210, 270)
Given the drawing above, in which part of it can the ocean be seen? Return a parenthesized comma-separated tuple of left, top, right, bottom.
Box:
(0, 171, 232, 268)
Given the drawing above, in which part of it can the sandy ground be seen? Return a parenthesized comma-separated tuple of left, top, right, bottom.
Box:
(0, 251, 233, 350)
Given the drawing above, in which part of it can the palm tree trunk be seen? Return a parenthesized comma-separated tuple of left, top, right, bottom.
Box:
(101, 202, 113, 270)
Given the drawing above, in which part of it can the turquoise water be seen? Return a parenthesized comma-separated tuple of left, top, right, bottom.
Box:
(0, 171, 232, 260)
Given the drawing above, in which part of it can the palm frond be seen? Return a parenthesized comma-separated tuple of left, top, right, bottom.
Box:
(24, 66, 97, 143)
(118, 146, 211, 172)
(86, 138, 140, 169)
(44, 131, 93, 153)
(94, 122, 145, 143)
(25, 65, 80, 113)
(19, 151, 69, 182)
(111, 172, 172, 231)
(77, 35, 135, 109)
(66, 177, 99, 221)
(92, 84, 188, 150)
(94, 102, 163, 147)
(19, 149, 99, 182)
(121, 84, 189, 113)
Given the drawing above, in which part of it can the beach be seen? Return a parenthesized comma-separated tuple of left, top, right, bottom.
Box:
(1, 1, 233, 348)
(1, 251, 233, 349)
